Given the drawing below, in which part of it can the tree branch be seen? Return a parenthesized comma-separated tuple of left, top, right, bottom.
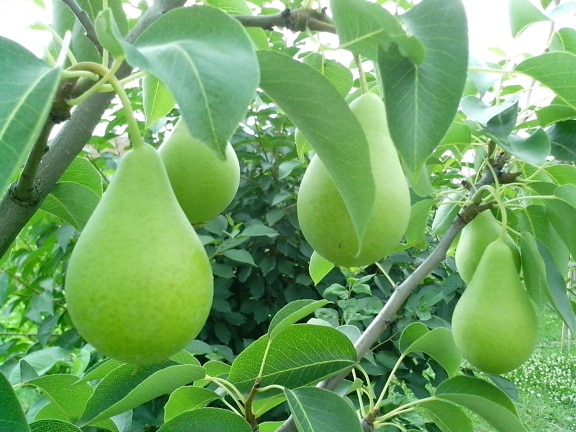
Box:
(60, 0, 102, 52)
(0, 0, 186, 257)
(235, 8, 336, 33)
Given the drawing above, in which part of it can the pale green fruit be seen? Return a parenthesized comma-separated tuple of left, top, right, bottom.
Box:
(65, 144, 213, 365)
(452, 237, 538, 374)
(159, 120, 240, 224)
(455, 211, 520, 283)
(296, 93, 411, 267)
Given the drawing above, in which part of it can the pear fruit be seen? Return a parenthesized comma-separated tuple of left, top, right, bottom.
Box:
(296, 93, 411, 267)
(455, 211, 520, 283)
(451, 237, 538, 374)
(159, 119, 240, 224)
(64, 144, 213, 365)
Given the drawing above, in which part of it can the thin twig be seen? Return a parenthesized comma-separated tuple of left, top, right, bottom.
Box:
(235, 8, 336, 33)
(60, 0, 102, 52)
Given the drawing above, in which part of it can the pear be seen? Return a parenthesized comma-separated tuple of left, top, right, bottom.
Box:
(296, 93, 411, 267)
(451, 237, 538, 374)
(455, 210, 520, 283)
(64, 144, 213, 365)
(159, 120, 240, 224)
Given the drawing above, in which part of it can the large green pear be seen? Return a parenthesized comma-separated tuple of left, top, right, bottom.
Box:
(65, 144, 213, 365)
(159, 120, 240, 224)
(455, 210, 520, 283)
(451, 237, 538, 374)
(296, 93, 411, 267)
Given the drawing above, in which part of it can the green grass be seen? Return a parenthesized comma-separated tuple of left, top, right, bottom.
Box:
(476, 309, 576, 431)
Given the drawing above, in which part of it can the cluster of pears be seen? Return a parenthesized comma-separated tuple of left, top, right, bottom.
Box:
(451, 211, 538, 374)
(296, 93, 411, 267)
(65, 121, 240, 365)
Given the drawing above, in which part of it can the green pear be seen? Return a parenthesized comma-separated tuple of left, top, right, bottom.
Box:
(455, 211, 520, 283)
(65, 144, 213, 365)
(159, 119, 240, 224)
(296, 93, 411, 267)
(451, 237, 538, 374)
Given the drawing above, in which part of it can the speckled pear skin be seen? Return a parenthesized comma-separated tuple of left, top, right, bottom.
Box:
(296, 93, 411, 267)
(452, 237, 538, 374)
(64, 144, 213, 365)
(159, 120, 240, 224)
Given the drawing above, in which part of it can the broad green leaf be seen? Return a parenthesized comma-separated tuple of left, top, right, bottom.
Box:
(94, 8, 124, 57)
(536, 103, 576, 127)
(504, 129, 550, 165)
(30, 420, 81, 432)
(309, 251, 335, 285)
(542, 194, 576, 257)
(399, 323, 462, 377)
(205, 0, 251, 14)
(257, 50, 373, 252)
(27, 374, 93, 422)
(41, 156, 102, 229)
(0, 371, 29, 432)
(331, 0, 425, 64)
(121, 6, 259, 156)
(285, 387, 363, 432)
(158, 408, 252, 432)
(545, 120, 576, 162)
(545, 165, 576, 185)
(516, 52, 576, 111)
(418, 399, 473, 432)
(436, 376, 527, 432)
(550, 27, 576, 54)
(508, 0, 549, 38)
(228, 324, 357, 393)
(460, 96, 518, 132)
(405, 199, 434, 249)
(537, 240, 576, 335)
(378, 0, 468, 178)
(80, 362, 205, 425)
(80, 359, 124, 383)
(0, 37, 61, 199)
(520, 232, 547, 311)
(142, 75, 175, 128)
(260, 422, 284, 432)
(302, 53, 354, 97)
(222, 249, 256, 265)
(431, 191, 464, 236)
(268, 299, 330, 338)
(164, 387, 221, 422)
(240, 224, 279, 238)
(14, 347, 70, 379)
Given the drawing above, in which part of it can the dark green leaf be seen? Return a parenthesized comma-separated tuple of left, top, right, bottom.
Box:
(536, 103, 576, 128)
(460, 96, 518, 132)
(0, 37, 61, 198)
(269, 299, 330, 338)
(418, 399, 473, 432)
(508, 0, 549, 38)
(520, 232, 547, 312)
(164, 387, 221, 422)
(158, 408, 252, 432)
(285, 387, 363, 432)
(503, 129, 550, 165)
(379, 0, 468, 178)
(121, 6, 259, 156)
(0, 371, 29, 432)
(546, 120, 576, 162)
(405, 199, 434, 249)
(228, 324, 357, 393)
(30, 420, 81, 432)
(222, 249, 256, 265)
(257, 50, 374, 250)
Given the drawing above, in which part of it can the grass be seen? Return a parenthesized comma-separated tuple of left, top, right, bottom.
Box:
(475, 309, 576, 431)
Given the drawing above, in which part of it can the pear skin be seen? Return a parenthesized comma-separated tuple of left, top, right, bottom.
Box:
(296, 93, 411, 267)
(65, 144, 213, 365)
(159, 120, 240, 224)
(452, 237, 538, 374)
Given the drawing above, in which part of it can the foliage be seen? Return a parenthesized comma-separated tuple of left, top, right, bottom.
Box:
(1, 0, 576, 431)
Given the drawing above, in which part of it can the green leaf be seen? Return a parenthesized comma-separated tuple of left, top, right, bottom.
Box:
(436, 376, 527, 432)
(545, 164, 576, 185)
(164, 387, 221, 422)
(120, 6, 259, 156)
(302, 54, 353, 97)
(516, 52, 576, 111)
(80, 362, 205, 425)
(142, 75, 175, 128)
(378, 0, 468, 178)
(399, 323, 462, 377)
(0, 371, 29, 432)
(30, 420, 82, 432)
(240, 224, 279, 238)
(222, 249, 256, 265)
(0, 37, 61, 199)
(257, 50, 373, 252)
(405, 199, 434, 249)
(431, 191, 464, 236)
(520, 232, 547, 312)
(418, 399, 473, 432)
(536, 103, 576, 128)
(331, 0, 425, 64)
(508, 0, 549, 38)
(460, 96, 518, 133)
(41, 157, 102, 230)
(268, 299, 330, 338)
(550, 27, 576, 54)
(80, 359, 124, 383)
(94, 8, 124, 57)
(503, 129, 550, 165)
(27, 374, 93, 423)
(158, 408, 252, 432)
(228, 324, 357, 393)
(546, 120, 576, 162)
(285, 387, 363, 432)
(536, 240, 576, 335)
(309, 251, 335, 285)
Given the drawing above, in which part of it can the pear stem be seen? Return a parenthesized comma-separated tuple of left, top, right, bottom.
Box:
(67, 60, 146, 150)
(355, 54, 369, 95)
